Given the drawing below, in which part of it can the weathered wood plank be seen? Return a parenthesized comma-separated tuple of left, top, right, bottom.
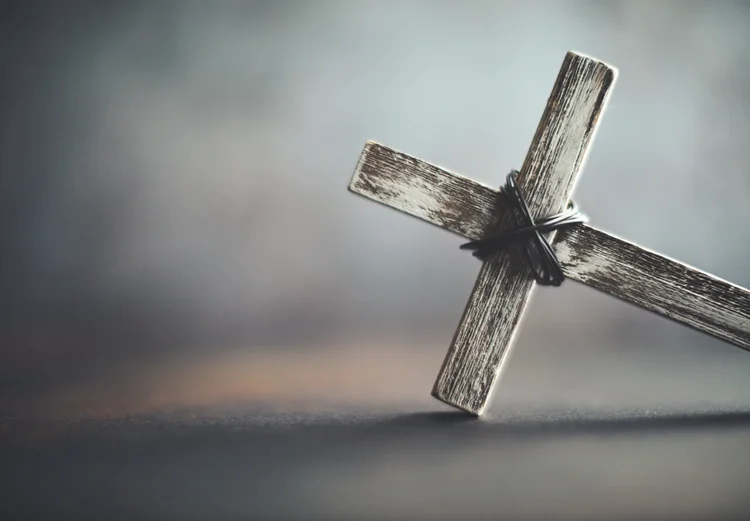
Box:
(350, 52, 617, 414)
(556, 226, 750, 350)
(431, 52, 616, 415)
(349, 141, 750, 361)
(350, 142, 750, 353)
(349, 142, 500, 241)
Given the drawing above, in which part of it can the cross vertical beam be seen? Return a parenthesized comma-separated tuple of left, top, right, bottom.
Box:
(432, 52, 617, 415)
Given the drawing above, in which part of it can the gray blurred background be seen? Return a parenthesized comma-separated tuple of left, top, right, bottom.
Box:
(2, 0, 750, 418)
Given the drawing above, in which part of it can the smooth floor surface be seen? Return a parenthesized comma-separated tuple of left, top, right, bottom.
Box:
(3, 405, 750, 521)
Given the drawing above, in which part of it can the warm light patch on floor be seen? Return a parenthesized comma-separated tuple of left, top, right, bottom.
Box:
(28, 337, 445, 419)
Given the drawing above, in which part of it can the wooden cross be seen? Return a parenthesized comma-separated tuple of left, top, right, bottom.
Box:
(347, 51, 750, 416)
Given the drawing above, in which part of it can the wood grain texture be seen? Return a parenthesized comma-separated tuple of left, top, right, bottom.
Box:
(349, 141, 501, 241)
(351, 51, 617, 415)
(556, 226, 750, 350)
(350, 143, 750, 352)
(433, 52, 616, 415)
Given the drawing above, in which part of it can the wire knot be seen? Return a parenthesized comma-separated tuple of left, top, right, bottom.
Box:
(460, 170, 587, 286)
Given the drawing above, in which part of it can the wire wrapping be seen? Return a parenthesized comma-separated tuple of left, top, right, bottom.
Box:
(459, 170, 587, 286)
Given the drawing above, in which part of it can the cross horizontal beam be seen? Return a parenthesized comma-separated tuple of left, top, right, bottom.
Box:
(350, 141, 750, 351)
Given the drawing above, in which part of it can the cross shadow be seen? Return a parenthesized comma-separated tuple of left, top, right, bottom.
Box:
(4, 408, 750, 449)
(370, 408, 750, 440)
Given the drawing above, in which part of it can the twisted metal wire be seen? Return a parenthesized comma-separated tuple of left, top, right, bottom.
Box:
(460, 170, 587, 286)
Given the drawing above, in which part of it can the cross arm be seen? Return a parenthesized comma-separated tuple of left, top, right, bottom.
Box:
(349, 142, 750, 352)
(556, 226, 750, 350)
(349, 140, 500, 241)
